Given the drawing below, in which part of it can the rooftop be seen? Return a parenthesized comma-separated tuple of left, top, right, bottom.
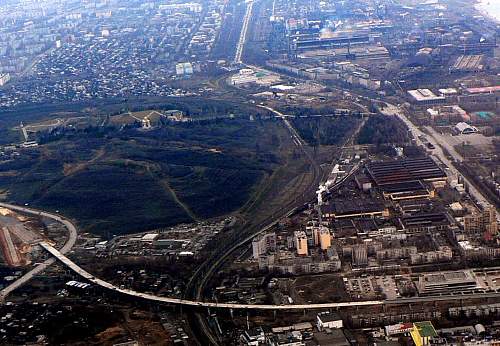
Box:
(408, 89, 445, 102)
(323, 200, 385, 216)
(367, 158, 446, 186)
(413, 321, 438, 338)
(466, 86, 500, 94)
(318, 312, 342, 322)
(401, 212, 450, 227)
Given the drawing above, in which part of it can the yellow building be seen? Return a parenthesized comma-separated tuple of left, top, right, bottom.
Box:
(319, 229, 331, 250)
(295, 231, 308, 256)
(410, 321, 437, 346)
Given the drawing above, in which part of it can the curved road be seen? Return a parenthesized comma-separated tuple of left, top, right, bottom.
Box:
(30, 240, 500, 311)
(1, 203, 500, 312)
(41, 240, 385, 310)
(0, 202, 77, 300)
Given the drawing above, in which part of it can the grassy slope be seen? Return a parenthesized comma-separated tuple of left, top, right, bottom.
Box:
(0, 119, 285, 237)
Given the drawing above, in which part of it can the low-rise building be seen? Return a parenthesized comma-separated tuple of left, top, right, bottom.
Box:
(0, 73, 10, 86)
(376, 246, 417, 261)
(410, 246, 453, 264)
(426, 105, 470, 124)
(455, 122, 478, 134)
(240, 327, 266, 345)
(317, 312, 343, 331)
(385, 322, 414, 336)
(408, 89, 446, 106)
(410, 321, 438, 346)
(416, 270, 478, 295)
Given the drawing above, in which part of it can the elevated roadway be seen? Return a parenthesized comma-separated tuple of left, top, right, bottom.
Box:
(0, 202, 77, 300)
(40, 240, 383, 310)
(38, 240, 500, 310)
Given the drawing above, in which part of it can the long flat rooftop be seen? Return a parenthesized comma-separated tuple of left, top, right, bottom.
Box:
(401, 212, 450, 228)
(367, 158, 446, 186)
(323, 200, 385, 217)
(380, 180, 426, 193)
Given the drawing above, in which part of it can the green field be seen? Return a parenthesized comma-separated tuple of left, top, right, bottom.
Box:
(0, 118, 285, 237)
(357, 114, 409, 145)
(290, 116, 361, 146)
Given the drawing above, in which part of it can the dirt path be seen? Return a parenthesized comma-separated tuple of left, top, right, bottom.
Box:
(63, 147, 106, 176)
(158, 178, 199, 222)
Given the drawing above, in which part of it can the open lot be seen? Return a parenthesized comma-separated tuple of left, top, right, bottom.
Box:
(289, 274, 349, 303)
(430, 130, 495, 151)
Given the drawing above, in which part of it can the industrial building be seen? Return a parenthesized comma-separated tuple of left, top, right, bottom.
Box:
(416, 270, 478, 296)
(400, 212, 450, 232)
(408, 89, 446, 105)
(380, 180, 433, 201)
(289, 30, 379, 53)
(322, 200, 386, 219)
(366, 158, 447, 186)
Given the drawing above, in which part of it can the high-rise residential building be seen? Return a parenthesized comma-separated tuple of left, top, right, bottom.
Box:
(295, 231, 308, 256)
(312, 225, 330, 249)
(353, 244, 368, 266)
(484, 205, 498, 236)
(312, 227, 321, 247)
(319, 228, 331, 250)
(0, 73, 10, 86)
(252, 232, 276, 259)
(464, 205, 498, 239)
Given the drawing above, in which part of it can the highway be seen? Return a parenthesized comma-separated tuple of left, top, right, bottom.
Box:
(0, 202, 78, 300)
(41, 239, 383, 310)
(31, 240, 500, 311)
(234, 0, 254, 64)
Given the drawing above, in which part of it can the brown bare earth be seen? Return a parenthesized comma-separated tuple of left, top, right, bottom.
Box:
(292, 274, 349, 303)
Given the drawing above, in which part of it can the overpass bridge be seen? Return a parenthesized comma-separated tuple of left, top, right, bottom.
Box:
(39, 241, 500, 311)
(0, 202, 77, 300)
(4, 203, 500, 311)
(40, 241, 383, 310)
